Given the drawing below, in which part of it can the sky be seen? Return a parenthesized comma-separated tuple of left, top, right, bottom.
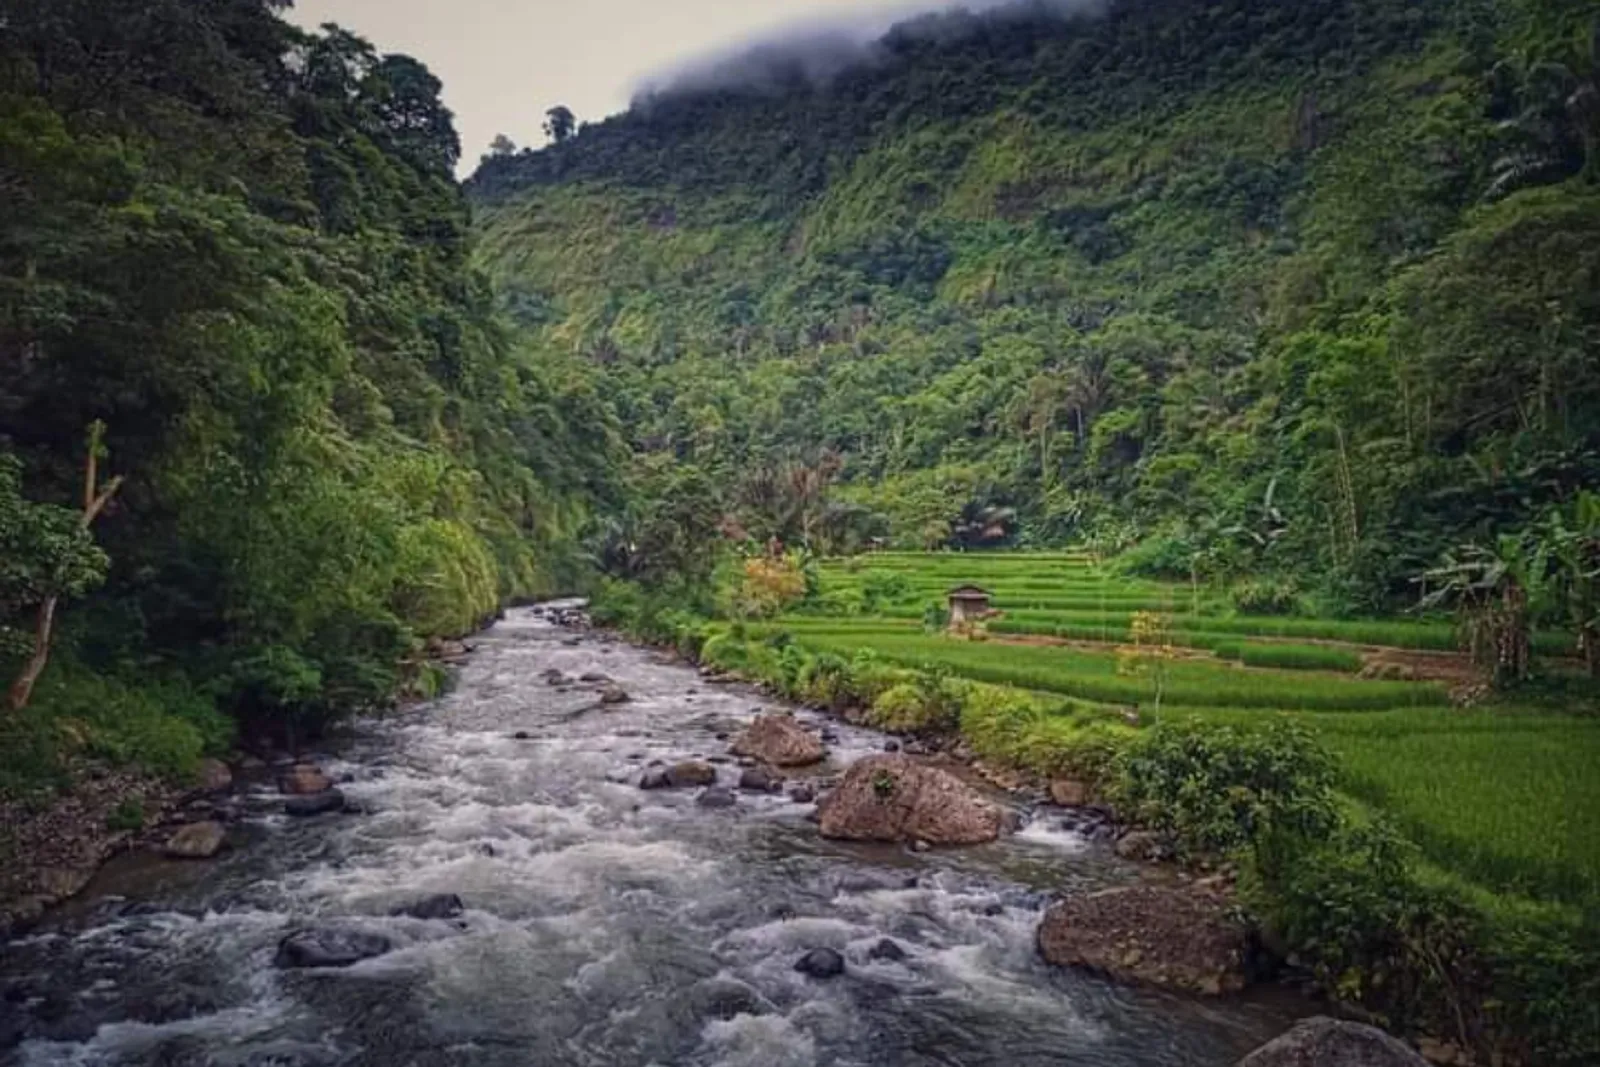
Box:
(287, 0, 940, 173)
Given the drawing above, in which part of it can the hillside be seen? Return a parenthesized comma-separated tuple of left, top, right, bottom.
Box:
(470, 0, 1600, 611)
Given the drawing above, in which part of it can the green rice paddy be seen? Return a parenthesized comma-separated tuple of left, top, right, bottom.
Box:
(783, 552, 1600, 906)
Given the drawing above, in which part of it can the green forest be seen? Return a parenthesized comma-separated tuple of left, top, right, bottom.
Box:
(1, 0, 622, 785)
(473, 0, 1599, 617)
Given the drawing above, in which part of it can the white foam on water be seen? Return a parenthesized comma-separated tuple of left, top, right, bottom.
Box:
(699, 1012, 818, 1067)
(1013, 818, 1091, 852)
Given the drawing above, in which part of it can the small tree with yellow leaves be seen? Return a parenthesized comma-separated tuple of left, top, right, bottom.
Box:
(1116, 610, 1176, 713)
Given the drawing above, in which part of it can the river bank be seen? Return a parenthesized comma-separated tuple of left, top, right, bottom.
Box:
(0, 604, 1312, 1066)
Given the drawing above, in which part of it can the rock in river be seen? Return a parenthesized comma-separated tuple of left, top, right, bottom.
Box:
(284, 789, 346, 817)
(1036, 884, 1249, 996)
(1236, 1016, 1429, 1067)
(730, 714, 826, 767)
(196, 758, 233, 793)
(867, 938, 908, 963)
(817, 755, 1004, 846)
(274, 928, 393, 969)
(695, 785, 738, 809)
(793, 947, 846, 979)
(279, 764, 331, 795)
(599, 684, 631, 706)
(391, 893, 464, 920)
(163, 821, 226, 860)
(737, 767, 777, 792)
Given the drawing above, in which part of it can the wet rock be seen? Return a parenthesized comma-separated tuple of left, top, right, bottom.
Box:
(793, 947, 846, 979)
(819, 728, 841, 744)
(1037, 885, 1249, 996)
(664, 761, 717, 789)
(163, 821, 226, 860)
(817, 755, 1004, 846)
(599, 684, 631, 706)
(1237, 1016, 1429, 1067)
(561, 636, 583, 647)
(1114, 830, 1169, 862)
(867, 938, 908, 963)
(274, 928, 393, 969)
(1049, 778, 1090, 807)
(787, 783, 816, 804)
(196, 759, 233, 793)
(730, 714, 826, 767)
(391, 893, 464, 920)
(476, 842, 499, 857)
(283, 789, 345, 817)
(578, 672, 610, 683)
(903, 740, 930, 756)
(883, 739, 901, 753)
(738, 767, 777, 792)
(542, 669, 568, 686)
(695, 785, 737, 809)
(279, 763, 331, 795)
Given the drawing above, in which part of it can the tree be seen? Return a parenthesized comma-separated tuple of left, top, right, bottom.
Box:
(488, 133, 517, 157)
(544, 105, 575, 145)
(2, 425, 121, 712)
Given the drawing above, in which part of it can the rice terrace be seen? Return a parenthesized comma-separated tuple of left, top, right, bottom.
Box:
(731, 550, 1600, 910)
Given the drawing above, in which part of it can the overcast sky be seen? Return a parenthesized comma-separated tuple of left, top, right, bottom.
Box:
(287, 0, 935, 173)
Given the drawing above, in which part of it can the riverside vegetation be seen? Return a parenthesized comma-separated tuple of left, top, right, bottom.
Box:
(3, 0, 1598, 1063)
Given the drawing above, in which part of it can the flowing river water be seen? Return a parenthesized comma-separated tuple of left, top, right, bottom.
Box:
(1, 606, 1303, 1066)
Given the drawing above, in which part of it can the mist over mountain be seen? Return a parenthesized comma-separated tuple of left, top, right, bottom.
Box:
(630, 0, 1107, 103)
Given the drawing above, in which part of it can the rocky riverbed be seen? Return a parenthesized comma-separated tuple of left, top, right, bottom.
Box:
(0, 604, 1308, 1066)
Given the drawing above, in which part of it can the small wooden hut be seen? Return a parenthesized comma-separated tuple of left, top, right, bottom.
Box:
(946, 585, 993, 627)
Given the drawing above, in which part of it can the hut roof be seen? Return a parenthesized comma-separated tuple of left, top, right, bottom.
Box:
(946, 585, 991, 599)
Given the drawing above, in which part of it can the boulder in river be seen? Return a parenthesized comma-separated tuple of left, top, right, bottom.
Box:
(163, 821, 226, 860)
(1236, 1016, 1429, 1067)
(730, 714, 826, 767)
(196, 759, 233, 793)
(579, 672, 610, 684)
(867, 938, 908, 963)
(665, 761, 716, 788)
(695, 785, 738, 809)
(816, 755, 1004, 846)
(1113, 830, 1169, 862)
(391, 893, 464, 920)
(794, 947, 846, 979)
(274, 928, 393, 969)
(1048, 778, 1090, 807)
(1036, 884, 1249, 996)
(599, 684, 631, 706)
(787, 783, 816, 804)
(284, 789, 346, 817)
(738, 767, 777, 792)
(279, 763, 331, 795)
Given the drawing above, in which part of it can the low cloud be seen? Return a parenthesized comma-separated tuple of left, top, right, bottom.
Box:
(632, 0, 1108, 104)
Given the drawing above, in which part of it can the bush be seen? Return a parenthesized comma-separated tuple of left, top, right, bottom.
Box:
(1111, 719, 1339, 859)
(1114, 534, 1197, 579)
(866, 672, 961, 734)
(860, 570, 914, 613)
(1230, 578, 1302, 616)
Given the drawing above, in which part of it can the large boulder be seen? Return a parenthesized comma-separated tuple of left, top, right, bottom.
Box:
(731, 715, 826, 768)
(793, 947, 846, 979)
(163, 821, 226, 860)
(1236, 1017, 1429, 1067)
(274, 928, 392, 969)
(816, 755, 1004, 846)
(1037, 884, 1249, 996)
(665, 761, 716, 788)
(279, 764, 331, 795)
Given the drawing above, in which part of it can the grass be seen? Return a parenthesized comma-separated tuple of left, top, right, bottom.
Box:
(1214, 642, 1364, 673)
(765, 627, 1449, 710)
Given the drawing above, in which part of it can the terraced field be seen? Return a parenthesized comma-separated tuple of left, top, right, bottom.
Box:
(776, 552, 1600, 907)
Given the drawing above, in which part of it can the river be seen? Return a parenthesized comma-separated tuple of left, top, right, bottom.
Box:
(1, 605, 1301, 1066)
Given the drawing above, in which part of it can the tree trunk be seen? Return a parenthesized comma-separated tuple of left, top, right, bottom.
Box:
(5, 596, 58, 711)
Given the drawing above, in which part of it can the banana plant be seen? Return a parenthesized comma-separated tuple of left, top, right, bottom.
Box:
(1419, 533, 1550, 686)
(1545, 490, 1600, 677)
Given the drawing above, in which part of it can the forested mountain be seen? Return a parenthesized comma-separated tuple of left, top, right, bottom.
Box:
(471, 0, 1600, 612)
(1, 0, 620, 776)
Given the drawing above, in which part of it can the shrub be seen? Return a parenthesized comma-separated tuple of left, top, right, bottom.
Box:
(106, 798, 145, 832)
(1230, 578, 1302, 616)
(1114, 534, 1198, 580)
(1111, 719, 1339, 859)
(860, 570, 913, 613)
(728, 555, 808, 618)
